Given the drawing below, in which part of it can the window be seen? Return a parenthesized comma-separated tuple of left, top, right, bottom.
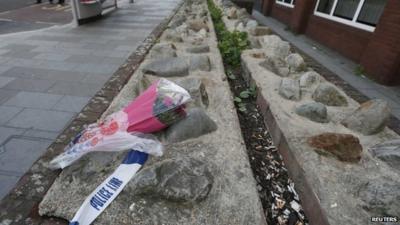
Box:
(357, 0, 387, 26)
(333, 0, 359, 20)
(276, 0, 295, 8)
(316, 0, 335, 14)
(314, 0, 388, 31)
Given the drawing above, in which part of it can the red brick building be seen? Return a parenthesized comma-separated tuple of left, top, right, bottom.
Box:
(256, 0, 400, 85)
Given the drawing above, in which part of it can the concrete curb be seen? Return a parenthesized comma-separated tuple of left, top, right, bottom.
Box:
(0, 1, 184, 223)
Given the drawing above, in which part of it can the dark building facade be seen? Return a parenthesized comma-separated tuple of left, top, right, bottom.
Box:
(256, 0, 400, 85)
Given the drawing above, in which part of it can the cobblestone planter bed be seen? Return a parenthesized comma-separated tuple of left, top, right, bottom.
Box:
(211, 0, 400, 224)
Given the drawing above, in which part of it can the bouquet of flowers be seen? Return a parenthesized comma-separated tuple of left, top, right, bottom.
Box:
(49, 78, 191, 169)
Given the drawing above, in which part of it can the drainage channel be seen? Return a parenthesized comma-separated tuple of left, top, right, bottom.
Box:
(207, 1, 308, 225)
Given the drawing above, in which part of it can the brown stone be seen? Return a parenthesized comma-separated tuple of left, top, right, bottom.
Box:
(307, 133, 362, 162)
(187, 19, 209, 32)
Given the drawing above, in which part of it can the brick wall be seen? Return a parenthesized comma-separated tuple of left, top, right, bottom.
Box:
(305, 15, 372, 62)
(290, 0, 315, 33)
(360, 0, 400, 85)
(270, 3, 293, 25)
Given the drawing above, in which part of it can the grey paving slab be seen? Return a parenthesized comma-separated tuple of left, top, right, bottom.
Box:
(0, 137, 51, 174)
(65, 55, 106, 64)
(0, 126, 25, 145)
(102, 57, 125, 65)
(0, 89, 18, 105)
(0, 174, 20, 200)
(1, 67, 50, 79)
(0, 49, 10, 56)
(40, 70, 86, 82)
(0, 106, 22, 125)
(2, 51, 40, 59)
(1, 44, 36, 52)
(0, 65, 12, 74)
(6, 108, 74, 132)
(0, 76, 15, 88)
(29, 35, 84, 43)
(34, 53, 71, 61)
(71, 63, 117, 74)
(4, 91, 63, 109)
(2, 78, 56, 92)
(0, 57, 11, 64)
(23, 129, 59, 140)
(80, 73, 110, 85)
(47, 81, 101, 97)
(52, 95, 91, 113)
(35, 61, 77, 71)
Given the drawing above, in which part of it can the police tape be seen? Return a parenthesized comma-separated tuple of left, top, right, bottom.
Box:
(69, 150, 148, 225)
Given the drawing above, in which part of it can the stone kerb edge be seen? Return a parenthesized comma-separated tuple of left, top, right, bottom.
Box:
(255, 84, 330, 225)
(0, 1, 184, 224)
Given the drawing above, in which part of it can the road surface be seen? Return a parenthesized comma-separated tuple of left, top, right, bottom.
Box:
(0, 0, 72, 34)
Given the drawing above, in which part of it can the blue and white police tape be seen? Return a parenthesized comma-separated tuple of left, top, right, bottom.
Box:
(69, 150, 148, 225)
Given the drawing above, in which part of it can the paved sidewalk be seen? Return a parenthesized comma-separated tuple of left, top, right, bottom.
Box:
(253, 10, 400, 119)
(0, 0, 180, 200)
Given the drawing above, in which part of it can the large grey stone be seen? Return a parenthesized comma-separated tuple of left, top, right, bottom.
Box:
(176, 78, 209, 107)
(169, 15, 186, 29)
(259, 57, 289, 77)
(163, 29, 183, 42)
(150, 43, 177, 59)
(143, 58, 189, 77)
(236, 8, 248, 19)
(285, 53, 306, 72)
(341, 99, 390, 135)
(279, 78, 300, 101)
(246, 20, 258, 30)
(369, 139, 400, 171)
(248, 36, 262, 49)
(295, 102, 328, 123)
(299, 71, 319, 88)
(248, 26, 272, 37)
(186, 44, 210, 53)
(129, 157, 213, 202)
(189, 55, 211, 71)
(312, 83, 348, 106)
(261, 35, 291, 59)
(357, 179, 400, 217)
(165, 108, 217, 143)
(226, 7, 237, 19)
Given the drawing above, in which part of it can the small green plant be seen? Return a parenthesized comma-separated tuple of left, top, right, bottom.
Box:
(207, 0, 249, 68)
(354, 65, 365, 76)
(218, 31, 250, 68)
(208, 0, 252, 112)
(233, 96, 246, 111)
(226, 69, 236, 80)
(239, 84, 257, 98)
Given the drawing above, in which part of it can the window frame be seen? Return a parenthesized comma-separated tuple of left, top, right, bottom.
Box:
(275, 0, 295, 8)
(313, 0, 380, 32)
